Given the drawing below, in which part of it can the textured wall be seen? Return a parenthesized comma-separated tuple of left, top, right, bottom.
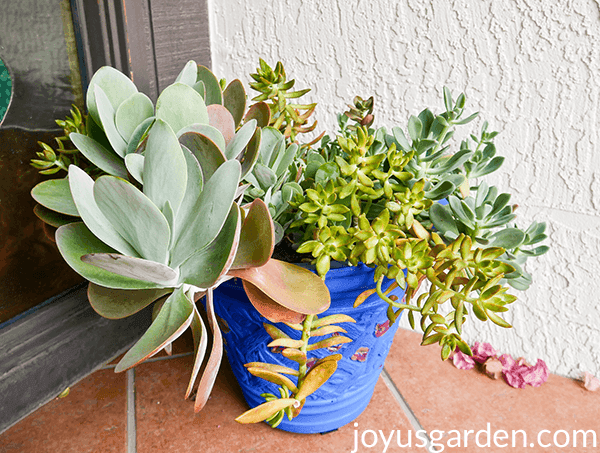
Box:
(209, 0, 600, 378)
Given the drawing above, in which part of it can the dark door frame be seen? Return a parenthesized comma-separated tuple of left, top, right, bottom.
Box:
(0, 0, 210, 434)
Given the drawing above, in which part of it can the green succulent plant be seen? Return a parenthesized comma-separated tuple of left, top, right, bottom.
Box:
(53, 116, 330, 413)
(284, 88, 549, 360)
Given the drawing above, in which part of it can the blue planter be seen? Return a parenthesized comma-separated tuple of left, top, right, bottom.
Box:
(212, 262, 405, 434)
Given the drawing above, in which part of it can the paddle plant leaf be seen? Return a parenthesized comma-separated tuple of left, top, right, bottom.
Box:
(115, 286, 194, 372)
(94, 176, 170, 264)
(31, 177, 79, 216)
(185, 302, 209, 399)
(207, 104, 235, 145)
(170, 159, 241, 268)
(244, 101, 271, 128)
(232, 199, 274, 269)
(174, 146, 203, 238)
(55, 222, 165, 289)
(257, 127, 284, 168)
(69, 133, 128, 178)
(68, 166, 139, 257)
(124, 154, 144, 184)
(223, 79, 246, 128)
(241, 280, 305, 324)
(177, 124, 226, 152)
(240, 127, 261, 179)
(88, 283, 172, 319)
(194, 290, 223, 412)
(156, 82, 209, 134)
(178, 131, 226, 182)
(95, 85, 128, 157)
(115, 92, 154, 142)
(235, 399, 297, 424)
(175, 60, 198, 86)
(225, 119, 257, 160)
(126, 117, 155, 155)
(142, 119, 187, 215)
(229, 259, 330, 315)
(81, 253, 179, 285)
(196, 65, 223, 105)
(178, 204, 241, 288)
(33, 204, 78, 228)
(86, 66, 138, 128)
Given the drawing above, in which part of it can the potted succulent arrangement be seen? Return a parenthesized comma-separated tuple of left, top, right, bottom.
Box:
(30, 59, 549, 434)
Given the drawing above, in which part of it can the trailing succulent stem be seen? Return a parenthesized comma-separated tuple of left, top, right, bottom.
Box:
(235, 313, 355, 426)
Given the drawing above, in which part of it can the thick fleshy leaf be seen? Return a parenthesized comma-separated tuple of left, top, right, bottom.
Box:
(258, 127, 285, 168)
(207, 104, 235, 145)
(33, 204, 78, 228)
(240, 127, 261, 179)
(178, 204, 241, 288)
(95, 85, 128, 157)
(170, 160, 241, 267)
(295, 360, 338, 401)
(175, 60, 198, 86)
(94, 176, 170, 264)
(55, 222, 165, 289)
(178, 131, 226, 181)
(241, 281, 305, 323)
(185, 302, 209, 399)
(115, 92, 154, 142)
(273, 143, 298, 178)
(115, 287, 194, 372)
(124, 154, 144, 184)
(223, 79, 246, 128)
(31, 178, 78, 216)
(194, 289, 223, 412)
(68, 166, 139, 257)
(177, 124, 225, 153)
(490, 228, 526, 249)
(197, 65, 223, 105)
(82, 253, 178, 285)
(235, 398, 297, 424)
(86, 66, 138, 128)
(225, 119, 257, 160)
(173, 146, 203, 237)
(69, 133, 128, 178)
(88, 283, 171, 319)
(126, 117, 155, 155)
(229, 259, 330, 315)
(142, 119, 187, 215)
(232, 199, 274, 269)
(156, 83, 209, 134)
(244, 102, 271, 128)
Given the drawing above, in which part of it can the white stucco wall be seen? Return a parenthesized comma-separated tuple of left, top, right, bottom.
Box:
(209, 0, 600, 379)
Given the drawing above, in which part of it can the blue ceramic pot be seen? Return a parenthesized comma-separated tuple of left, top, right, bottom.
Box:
(212, 262, 405, 434)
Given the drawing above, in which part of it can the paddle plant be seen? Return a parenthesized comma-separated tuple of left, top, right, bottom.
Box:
(53, 116, 330, 412)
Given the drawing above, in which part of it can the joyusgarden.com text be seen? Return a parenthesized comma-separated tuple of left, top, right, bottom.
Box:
(349, 423, 597, 452)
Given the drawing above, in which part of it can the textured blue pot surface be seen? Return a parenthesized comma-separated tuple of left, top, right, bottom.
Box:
(212, 262, 405, 434)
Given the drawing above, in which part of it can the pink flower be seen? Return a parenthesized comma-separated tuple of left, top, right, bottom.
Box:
(471, 342, 498, 364)
(326, 332, 343, 352)
(452, 350, 475, 370)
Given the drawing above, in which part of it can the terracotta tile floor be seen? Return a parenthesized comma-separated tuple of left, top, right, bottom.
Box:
(1, 329, 598, 453)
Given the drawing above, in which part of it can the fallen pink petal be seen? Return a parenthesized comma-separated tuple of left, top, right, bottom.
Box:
(452, 350, 475, 370)
(472, 342, 498, 364)
(583, 372, 600, 392)
(521, 359, 549, 387)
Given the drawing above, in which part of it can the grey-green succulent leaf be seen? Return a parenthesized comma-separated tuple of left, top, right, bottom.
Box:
(115, 286, 194, 372)
(87, 284, 172, 319)
(94, 85, 128, 157)
(115, 92, 154, 142)
(81, 253, 179, 286)
(31, 177, 79, 217)
(69, 133, 128, 178)
(86, 66, 138, 129)
(156, 82, 209, 134)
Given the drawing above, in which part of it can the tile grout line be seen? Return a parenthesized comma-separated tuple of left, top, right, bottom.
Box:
(127, 368, 136, 453)
(381, 368, 437, 453)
